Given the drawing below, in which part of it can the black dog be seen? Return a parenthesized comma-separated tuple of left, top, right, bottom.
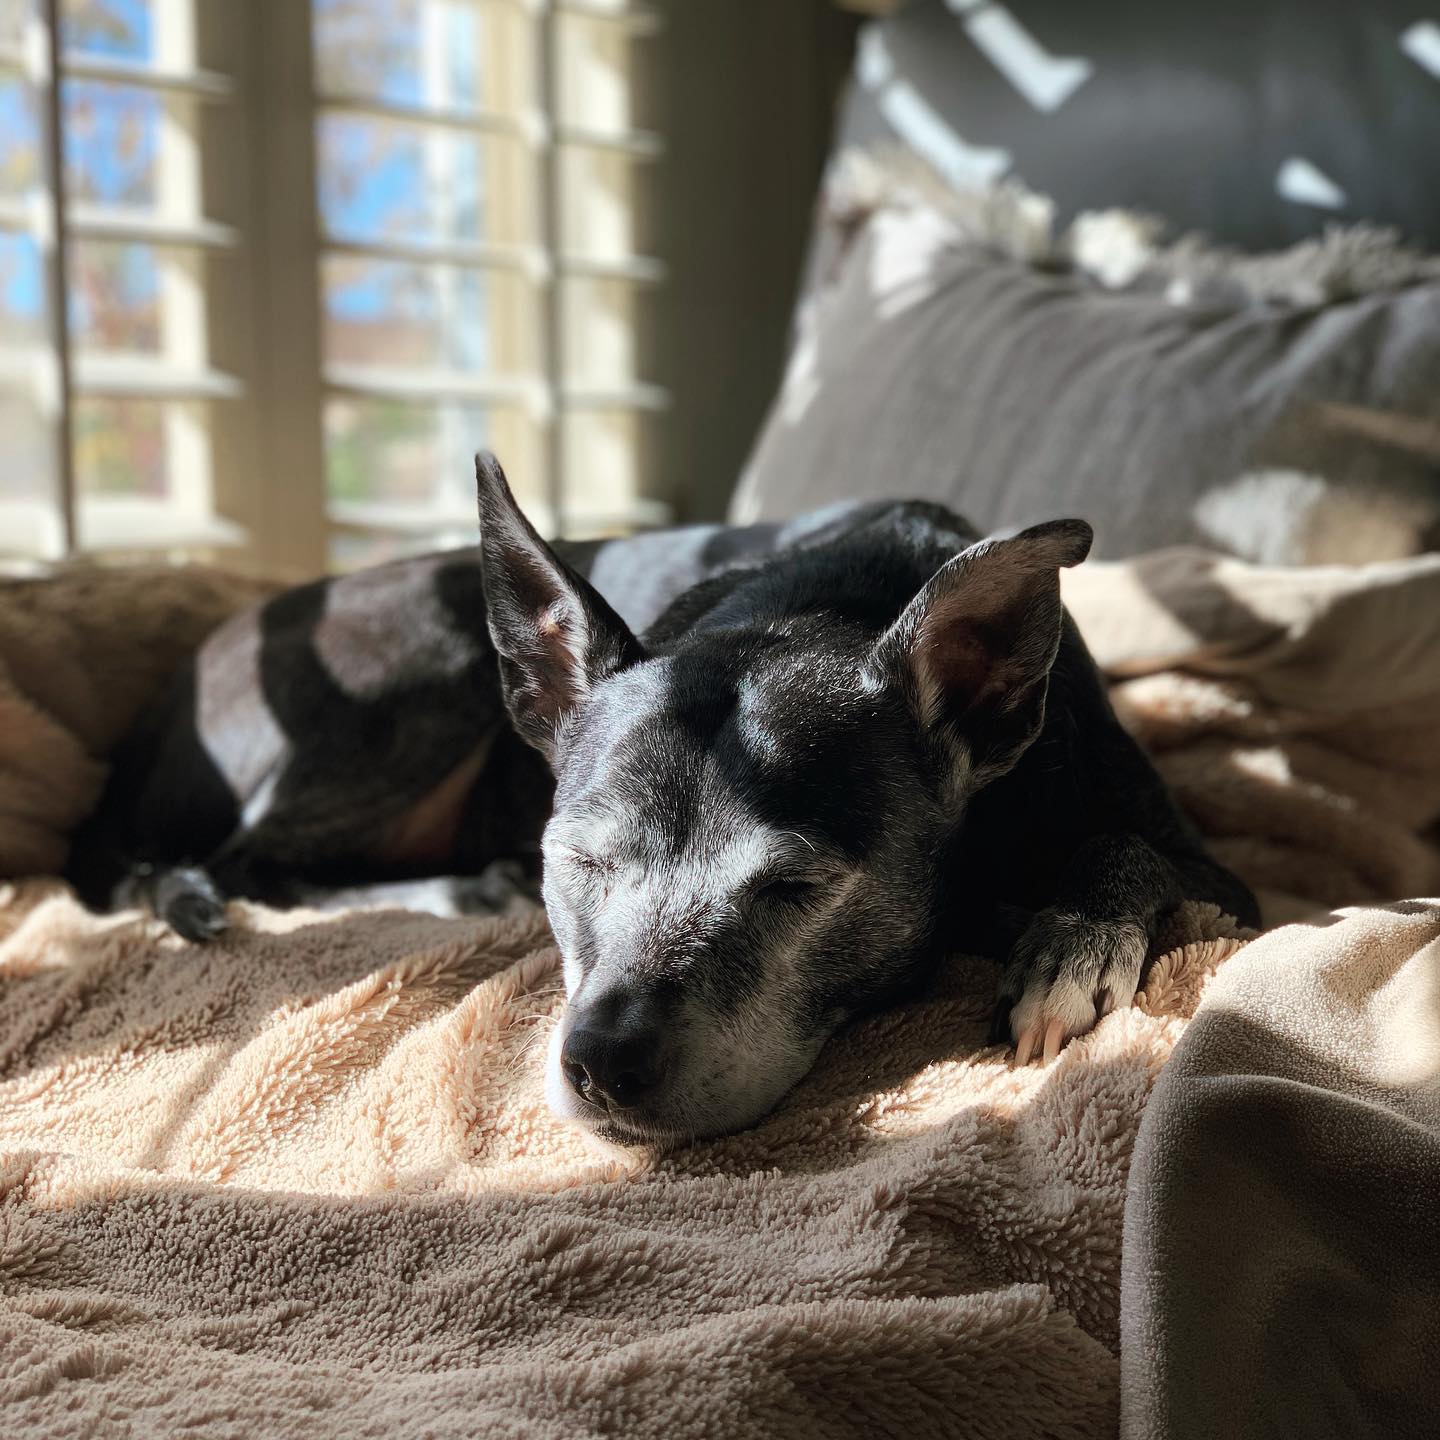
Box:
(70, 454, 1257, 1141)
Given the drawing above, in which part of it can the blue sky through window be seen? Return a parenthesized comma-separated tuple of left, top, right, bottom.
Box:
(321, 112, 484, 325)
(60, 0, 151, 60)
(1, 73, 40, 319)
(2, 3, 484, 338)
(2, 0, 156, 324)
(1, 235, 41, 326)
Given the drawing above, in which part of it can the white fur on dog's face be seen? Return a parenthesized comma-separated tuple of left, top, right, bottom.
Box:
(541, 817, 866, 1143)
(537, 664, 942, 1144)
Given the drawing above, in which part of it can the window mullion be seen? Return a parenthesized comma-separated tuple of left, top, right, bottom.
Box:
(37, 0, 75, 556)
(224, 0, 328, 576)
(537, 0, 566, 536)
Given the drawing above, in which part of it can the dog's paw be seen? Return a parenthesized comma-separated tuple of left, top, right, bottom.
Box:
(154, 866, 229, 943)
(995, 909, 1149, 1065)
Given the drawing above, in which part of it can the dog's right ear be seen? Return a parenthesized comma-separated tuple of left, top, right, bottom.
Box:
(475, 453, 644, 760)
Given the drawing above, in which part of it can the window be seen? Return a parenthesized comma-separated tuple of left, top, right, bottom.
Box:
(1, 0, 247, 563)
(0, 0, 664, 575)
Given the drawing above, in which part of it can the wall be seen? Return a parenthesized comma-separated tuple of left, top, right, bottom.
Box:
(651, 0, 860, 524)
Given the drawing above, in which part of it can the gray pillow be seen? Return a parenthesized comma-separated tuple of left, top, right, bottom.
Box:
(837, 0, 1440, 254)
(731, 200, 1440, 564)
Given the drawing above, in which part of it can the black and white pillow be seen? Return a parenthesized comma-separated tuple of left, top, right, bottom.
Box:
(835, 1, 1440, 252)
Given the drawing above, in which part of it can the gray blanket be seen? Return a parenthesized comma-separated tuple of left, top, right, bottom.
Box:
(1121, 901, 1440, 1437)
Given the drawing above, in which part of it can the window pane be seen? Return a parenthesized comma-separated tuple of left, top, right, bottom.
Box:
(68, 240, 162, 352)
(322, 255, 538, 375)
(0, 231, 46, 347)
(325, 394, 472, 504)
(562, 275, 652, 387)
(557, 14, 648, 136)
(0, 392, 59, 555)
(60, 0, 154, 61)
(325, 397, 542, 510)
(73, 398, 222, 552)
(0, 232, 51, 545)
(0, 72, 41, 202)
(559, 148, 649, 262)
(313, 0, 532, 116)
(1, 36, 56, 555)
(317, 112, 535, 248)
(74, 395, 164, 495)
(62, 80, 161, 207)
(562, 408, 645, 529)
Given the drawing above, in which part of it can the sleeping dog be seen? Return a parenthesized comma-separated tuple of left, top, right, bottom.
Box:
(70, 454, 1258, 1142)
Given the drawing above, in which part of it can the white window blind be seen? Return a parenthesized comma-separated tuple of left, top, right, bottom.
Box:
(1, 0, 245, 564)
(0, 0, 665, 575)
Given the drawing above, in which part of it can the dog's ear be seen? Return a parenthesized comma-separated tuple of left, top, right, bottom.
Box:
(476, 452, 644, 760)
(868, 519, 1092, 788)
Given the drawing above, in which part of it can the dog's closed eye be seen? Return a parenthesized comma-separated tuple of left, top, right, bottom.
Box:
(748, 875, 820, 908)
(568, 850, 616, 878)
(556, 850, 618, 906)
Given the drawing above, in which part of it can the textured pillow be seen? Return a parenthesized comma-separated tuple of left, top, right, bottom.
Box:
(837, 0, 1440, 252)
(730, 188, 1440, 564)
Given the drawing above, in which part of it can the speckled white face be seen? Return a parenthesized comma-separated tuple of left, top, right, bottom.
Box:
(533, 661, 943, 1145)
(541, 820, 870, 1143)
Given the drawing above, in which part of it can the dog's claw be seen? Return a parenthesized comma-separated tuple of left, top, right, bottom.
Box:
(989, 998, 1014, 1045)
(1006, 1004, 1096, 1068)
(1008, 1018, 1071, 1067)
(1042, 1016, 1064, 1064)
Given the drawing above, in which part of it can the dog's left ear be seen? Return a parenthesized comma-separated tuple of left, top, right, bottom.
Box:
(476, 452, 644, 760)
(868, 518, 1092, 787)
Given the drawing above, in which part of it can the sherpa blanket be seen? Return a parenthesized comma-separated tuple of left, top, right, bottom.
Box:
(0, 883, 1242, 1438)
(1062, 548, 1440, 925)
(2, 546, 1439, 1435)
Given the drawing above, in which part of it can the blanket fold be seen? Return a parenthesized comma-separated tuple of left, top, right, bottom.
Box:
(1121, 901, 1440, 1439)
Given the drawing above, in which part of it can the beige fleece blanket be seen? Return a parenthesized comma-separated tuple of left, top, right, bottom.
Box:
(1121, 901, 1440, 1438)
(0, 884, 1243, 1438)
(1063, 548, 1440, 925)
(2, 547, 1439, 1435)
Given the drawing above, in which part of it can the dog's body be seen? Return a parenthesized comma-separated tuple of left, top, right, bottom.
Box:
(71, 461, 1257, 1140)
(69, 513, 828, 927)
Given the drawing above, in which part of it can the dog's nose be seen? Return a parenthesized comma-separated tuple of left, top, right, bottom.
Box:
(560, 997, 667, 1110)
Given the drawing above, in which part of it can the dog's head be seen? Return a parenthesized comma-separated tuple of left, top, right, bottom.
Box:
(475, 455, 1090, 1142)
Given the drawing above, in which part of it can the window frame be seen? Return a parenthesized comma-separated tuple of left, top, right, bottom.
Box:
(2, 0, 666, 577)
